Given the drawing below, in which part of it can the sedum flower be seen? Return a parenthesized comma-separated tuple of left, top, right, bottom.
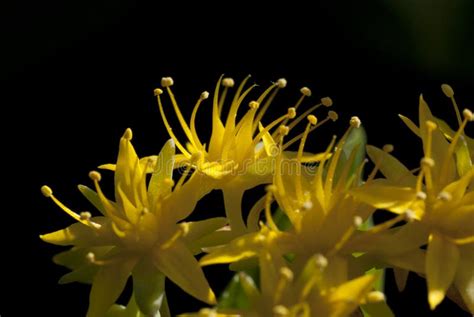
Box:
(191, 253, 380, 317)
(40, 129, 223, 316)
(352, 94, 474, 312)
(154, 76, 335, 237)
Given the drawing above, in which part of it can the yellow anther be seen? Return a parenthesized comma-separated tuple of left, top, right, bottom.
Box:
(41, 185, 53, 198)
(314, 253, 328, 269)
(321, 96, 333, 107)
(302, 200, 313, 211)
(273, 305, 290, 316)
(307, 114, 317, 125)
(86, 252, 96, 263)
(222, 77, 235, 87)
(437, 191, 452, 201)
(89, 171, 102, 181)
(249, 101, 260, 109)
(80, 211, 92, 221)
(279, 125, 290, 136)
(350, 116, 361, 128)
(367, 291, 386, 303)
(300, 87, 312, 96)
(416, 191, 427, 200)
(421, 157, 435, 168)
(266, 184, 277, 193)
(153, 88, 163, 96)
(279, 267, 294, 281)
(383, 144, 394, 153)
(161, 77, 174, 87)
(463, 108, 473, 121)
(328, 110, 338, 121)
(200, 91, 209, 100)
(276, 78, 287, 88)
(441, 84, 454, 98)
(287, 107, 296, 119)
(164, 178, 175, 187)
(426, 120, 437, 131)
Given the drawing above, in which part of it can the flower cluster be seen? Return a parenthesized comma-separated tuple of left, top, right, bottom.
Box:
(41, 77, 473, 317)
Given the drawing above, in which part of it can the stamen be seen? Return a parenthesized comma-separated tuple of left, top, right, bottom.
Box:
(463, 108, 474, 121)
(249, 101, 259, 109)
(222, 77, 235, 88)
(189, 92, 209, 151)
(416, 191, 427, 200)
(300, 87, 312, 97)
(161, 223, 190, 249)
(80, 211, 92, 221)
(314, 253, 328, 269)
(295, 116, 318, 201)
(279, 125, 290, 136)
(441, 84, 462, 126)
(404, 209, 416, 222)
(321, 97, 333, 107)
(382, 144, 394, 153)
(264, 185, 278, 231)
(328, 110, 338, 121)
(175, 164, 192, 191)
(353, 216, 363, 227)
(282, 116, 331, 150)
(41, 185, 100, 229)
(275, 267, 293, 302)
(437, 191, 452, 201)
(156, 91, 191, 157)
(161, 77, 174, 87)
(153, 88, 163, 96)
(276, 78, 287, 88)
(89, 171, 102, 182)
(273, 305, 290, 317)
(421, 157, 435, 168)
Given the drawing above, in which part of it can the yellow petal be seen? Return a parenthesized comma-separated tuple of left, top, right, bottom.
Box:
(87, 256, 138, 317)
(399, 114, 420, 137)
(454, 244, 474, 313)
(351, 182, 417, 214)
(148, 139, 175, 204)
(326, 274, 377, 317)
(426, 233, 460, 310)
(153, 240, 216, 304)
(40, 217, 114, 246)
(199, 233, 261, 266)
(366, 145, 416, 186)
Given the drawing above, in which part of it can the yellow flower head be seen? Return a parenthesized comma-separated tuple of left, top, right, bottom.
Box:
(155, 76, 335, 235)
(41, 129, 222, 316)
(352, 89, 474, 312)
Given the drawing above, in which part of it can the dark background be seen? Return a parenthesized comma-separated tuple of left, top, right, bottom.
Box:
(2, 0, 473, 316)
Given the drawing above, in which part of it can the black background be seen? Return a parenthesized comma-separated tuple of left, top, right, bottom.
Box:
(2, 0, 473, 316)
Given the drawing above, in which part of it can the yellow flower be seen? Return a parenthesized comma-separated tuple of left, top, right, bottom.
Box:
(41, 129, 222, 316)
(154, 76, 335, 236)
(197, 250, 380, 317)
(352, 94, 474, 312)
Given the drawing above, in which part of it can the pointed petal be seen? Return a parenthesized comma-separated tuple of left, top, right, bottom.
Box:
(40, 217, 115, 246)
(454, 244, 474, 313)
(399, 114, 420, 137)
(182, 217, 228, 244)
(351, 182, 417, 214)
(78, 185, 106, 216)
(393, 268, 409, 292)
(366, 145, 416, 186)
(153, 240, 216, 304)
(133, 258, 166, 316)
(148, 139, 175, 203)
(199, 233, 261, 266)
(87, 257, 138, 317)
(426, 233, 460, 310)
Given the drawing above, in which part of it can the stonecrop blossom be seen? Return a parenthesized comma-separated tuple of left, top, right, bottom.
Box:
(41, 129, 226, 316)
(352, 87, 474, 312)
(154, 76, 335, 237)
(40, 76, 473, 317)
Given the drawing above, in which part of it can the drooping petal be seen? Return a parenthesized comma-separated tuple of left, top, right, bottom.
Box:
(153, 239, 216, 304)
(78, 185, 106, 216)
(87, 257, 138, 317)
(426, 233, 460, 310)
(199, 233, 261, 266)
